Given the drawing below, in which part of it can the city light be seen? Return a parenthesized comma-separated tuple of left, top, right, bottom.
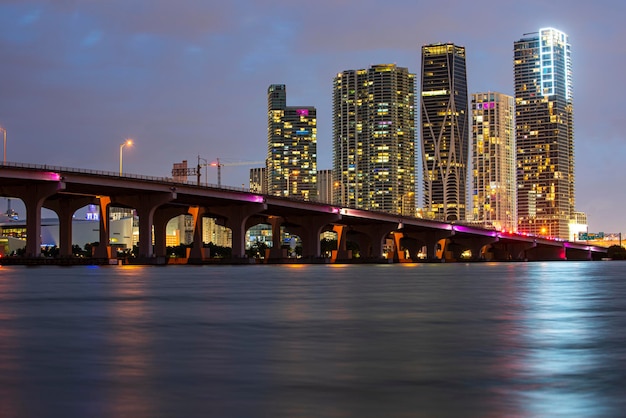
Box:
(119, 139, 133, 176)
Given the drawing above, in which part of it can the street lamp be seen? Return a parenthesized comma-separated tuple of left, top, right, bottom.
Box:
(0, 125, 6, 165)
(119, 139, 133, 175)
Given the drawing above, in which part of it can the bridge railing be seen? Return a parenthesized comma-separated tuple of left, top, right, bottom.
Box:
(0, 161, 250, 193)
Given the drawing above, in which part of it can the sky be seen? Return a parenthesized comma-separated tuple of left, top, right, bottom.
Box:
(0, 0, 625, 233)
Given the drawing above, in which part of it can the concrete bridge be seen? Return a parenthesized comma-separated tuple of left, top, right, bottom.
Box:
(0, 162, 607, 263)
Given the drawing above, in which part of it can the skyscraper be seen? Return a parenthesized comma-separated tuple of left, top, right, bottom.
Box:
(421, 43, 469, 222)
(514, 28, 574, 239)
(333, 64, 416, 215)
(471, 92, 517, 232)
(267, 84, 317, 200)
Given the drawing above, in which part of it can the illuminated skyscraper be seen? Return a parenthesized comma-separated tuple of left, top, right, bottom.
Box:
(471, 92, 516, 231)
(421, 44, 469, 222)
(514, 28, 574, 239)
(267, 84, 317, 200)
(333, 64, 416, 214)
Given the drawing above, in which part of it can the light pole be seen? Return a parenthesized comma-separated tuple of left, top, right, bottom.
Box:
(197, 155, 208, 186)
(0, 125, 6, 164)
(119, 139, 133, 176)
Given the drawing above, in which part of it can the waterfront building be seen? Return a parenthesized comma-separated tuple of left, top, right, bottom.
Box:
(421, 43, 469, 222)
(333, 64, 416, 214)
(514, 28, 574, 239)
(267, 84, 317, 200)
(471, 92, 516, 232)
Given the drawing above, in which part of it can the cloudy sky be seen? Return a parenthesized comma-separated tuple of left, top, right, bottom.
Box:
(0, 0, 624, 233)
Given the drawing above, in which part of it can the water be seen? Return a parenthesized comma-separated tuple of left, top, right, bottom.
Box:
(0, 262, 625, 418)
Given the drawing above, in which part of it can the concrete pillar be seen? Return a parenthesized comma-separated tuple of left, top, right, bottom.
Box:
(114, 191, 176, 259)
(331, 224, 350, 262)
(44, 196, 94, 257)
(210, 203, 267, 258)
(187, 206, 208, 261)
(17, 182, 66, 257)
(411, 230, 454, 262)
(349, 224, 398, 260)
(281, 214, 341, 259)
(392, 231, 407, 262)
(94, 196, 112, 258)
(266, 216, 284, 259)
(153, 206, 191, 258)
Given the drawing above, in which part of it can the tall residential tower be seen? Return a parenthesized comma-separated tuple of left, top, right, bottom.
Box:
(514, 28, 574, 239)
(333, 64, 416, 215)
(421, 43, 469, 222)
(471, 92, 516, 232)
(267, 84, 317, 200)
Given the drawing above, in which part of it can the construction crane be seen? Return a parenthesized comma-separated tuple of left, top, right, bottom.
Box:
(210, 158, 265, 187)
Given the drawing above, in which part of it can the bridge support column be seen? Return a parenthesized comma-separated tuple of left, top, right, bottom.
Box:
(392, 231, 407, 262)
(448, 236, 499, 261)
(187, 206, 209, 261)
(6, 182, 66, 257)
(114, 191, 176, 259)
(350, 224, 398, 260)
(331, 224, 350, 262)
(210, 203, 267, 259)
(153, 206, 191, 258)
(44, 196, 94, 257)
(94, 196, 112, 258)
(266, 216, 285, 259)
(283, 214, 341, 259)
(412, 230, 454, 262)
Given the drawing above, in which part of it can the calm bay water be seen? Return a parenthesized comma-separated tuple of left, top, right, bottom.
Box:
(0, 262, 625, 417)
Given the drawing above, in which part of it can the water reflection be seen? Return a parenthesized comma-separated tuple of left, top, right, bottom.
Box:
(0, 262, 624, 417)
(106, 266, 156, 418)
(0, 275, 21, 417)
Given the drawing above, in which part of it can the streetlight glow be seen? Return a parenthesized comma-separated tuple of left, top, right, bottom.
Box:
(119, 139, 133, 176)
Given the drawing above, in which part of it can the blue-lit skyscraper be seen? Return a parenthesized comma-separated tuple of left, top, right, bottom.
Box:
(514, 28, 574, 239)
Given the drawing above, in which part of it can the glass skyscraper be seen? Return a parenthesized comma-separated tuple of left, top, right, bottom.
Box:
(471, 92, 516, 232)
(333, 64, 416, 215)
(267, 84, 317, 200)
(421, 44, 469, 222)
(514, 28, 574, 239)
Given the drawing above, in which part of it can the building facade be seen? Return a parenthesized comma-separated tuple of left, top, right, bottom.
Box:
(267, 84, 317, 200)
(333, 64, 416, 214)
(471, 92, 516, 232)
(514, 28, 574, 239)
(249, 167, 267, 194)
(316, 169, 333, 203)
(421, 43, 469, 222)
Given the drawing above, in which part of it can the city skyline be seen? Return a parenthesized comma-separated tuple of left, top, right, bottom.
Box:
(0, 0, 625, 233)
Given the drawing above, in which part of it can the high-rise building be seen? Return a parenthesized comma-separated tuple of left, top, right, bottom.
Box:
(249, 167, 267, 194)
(471, 92, 516, 232)
(421, 43, 469, 222)
(316, 169, 333, 203)
(267, 84, 317, 200)
(333, 64, 416, 214)
(514, 28, 574, 239)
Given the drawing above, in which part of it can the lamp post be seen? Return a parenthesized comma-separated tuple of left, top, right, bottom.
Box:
(197, 155, 208, 186)
(0, 125, 6, 164)
(119, 139, 133, 176)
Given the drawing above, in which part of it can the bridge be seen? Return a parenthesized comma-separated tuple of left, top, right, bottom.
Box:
(0, 162, 607, 263)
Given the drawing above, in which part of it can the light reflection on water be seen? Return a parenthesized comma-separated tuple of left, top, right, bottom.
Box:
(0, 262, 625, 417)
